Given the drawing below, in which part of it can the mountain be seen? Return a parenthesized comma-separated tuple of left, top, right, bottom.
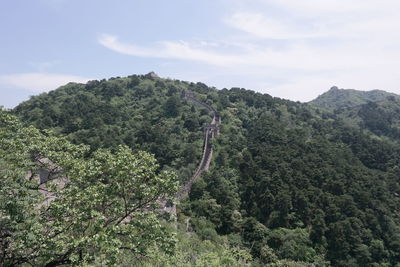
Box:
(13, 75, 210, 184)
(335, 97, 400, 141)
(10, 74, 400, 266)
(310, 86, 399, 110)
(310, 87, 400, 142)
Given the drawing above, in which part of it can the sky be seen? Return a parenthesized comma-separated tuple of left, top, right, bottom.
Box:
(1, 0, 400, 108)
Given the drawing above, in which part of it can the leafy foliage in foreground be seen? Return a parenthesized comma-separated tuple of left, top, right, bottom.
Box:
(119, 224, 254, 267)
(0, 110, 178, 266)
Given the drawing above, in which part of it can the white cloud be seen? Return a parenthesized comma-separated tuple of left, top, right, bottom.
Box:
(248, 0, 400, 17)
(225, 9, 400, 41)
(99, 34, 244, 66)
(99, 33, 400, 72)
(225, 12, 318, 39)
(0, 73, 92, 93)
(98, 0, 400, 101)
(98, 34, 151, 58)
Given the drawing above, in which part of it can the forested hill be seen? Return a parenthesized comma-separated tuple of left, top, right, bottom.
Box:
(310, 86, 399, 110)
(13, 74, 400, 266)
(14, 74, 213, 183)
(334, 97, 400, 141)
(311, 87, 400, 142)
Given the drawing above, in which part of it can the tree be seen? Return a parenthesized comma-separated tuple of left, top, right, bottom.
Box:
(0, 110, 178, 266)
(164, 95, 181, 117)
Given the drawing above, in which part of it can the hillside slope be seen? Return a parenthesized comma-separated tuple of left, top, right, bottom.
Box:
(1, 109, 256, 267)
(311, 87, 400, 142)
(14, 75, 214, 183)
(14, 75, 400, 266)
(310, 86, 399, 110)
(336, 97, 400, 141)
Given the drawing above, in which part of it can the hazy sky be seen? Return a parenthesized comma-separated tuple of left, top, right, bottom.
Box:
(1, 0, 400, 108)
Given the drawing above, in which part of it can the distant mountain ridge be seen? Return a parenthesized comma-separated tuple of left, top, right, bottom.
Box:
(310, 86, 400, 141)
(310, 86, 400, 110)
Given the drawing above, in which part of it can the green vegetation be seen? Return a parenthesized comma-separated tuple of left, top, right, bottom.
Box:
(7, 75, 400, 266)
(310, 86, 399, 110)
(178, 86, 400, 266)
(323, 96, 400, 142)
(13, 75, 212, 184)
(0, 110, 179, 266)
(122, 226, 254, 267)
(0, 110, 250, 266)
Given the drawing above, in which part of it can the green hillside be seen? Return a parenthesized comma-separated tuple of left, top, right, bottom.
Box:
(336, 97, 400, 141)
(0, 109, 252, 267)
(9, 74, 400, 266)
(310, 86, 399, 110)
(311, 87, 400, 142)
(13, 74, 211, 184)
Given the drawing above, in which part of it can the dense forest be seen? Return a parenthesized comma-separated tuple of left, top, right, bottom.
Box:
(13, 74, 210, 184)
(4, 74, 400, 266)
(0, 109, 253, 266)
(321, 96, 400, 141)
